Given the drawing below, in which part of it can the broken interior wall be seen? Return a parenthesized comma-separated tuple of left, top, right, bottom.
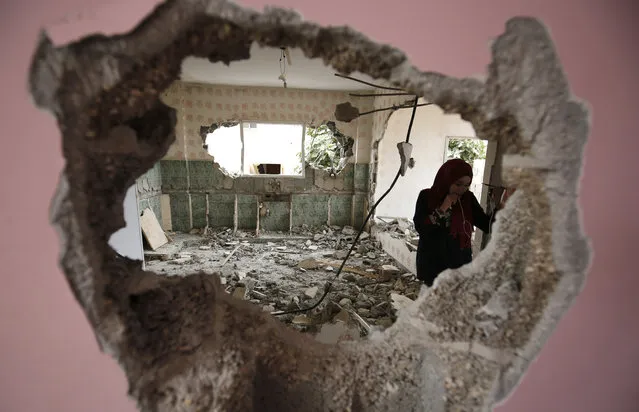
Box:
(27, 2, 595, 410)
(156, 81, 375, 232)
(368, 92, 410, 214)
(136, 161, 163, 222)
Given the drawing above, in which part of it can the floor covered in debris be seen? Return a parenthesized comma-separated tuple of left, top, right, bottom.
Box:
(145, 225, 422, 343)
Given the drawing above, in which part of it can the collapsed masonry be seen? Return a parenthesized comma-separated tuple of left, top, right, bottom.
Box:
(30, 1, 591, 411)
(146, 225, 422, 340)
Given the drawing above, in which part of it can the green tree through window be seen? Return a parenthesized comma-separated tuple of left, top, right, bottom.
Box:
(446, 138, 487, 163)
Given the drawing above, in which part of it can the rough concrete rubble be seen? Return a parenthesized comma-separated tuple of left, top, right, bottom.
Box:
(375, 217, 419, 251)
(29, 1, 591, 411)
(147, 226, 420, 338)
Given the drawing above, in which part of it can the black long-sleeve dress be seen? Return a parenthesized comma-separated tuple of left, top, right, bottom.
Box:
(413, 189, 493, 286)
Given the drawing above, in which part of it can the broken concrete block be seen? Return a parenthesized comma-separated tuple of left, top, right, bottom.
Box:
(342, 273, 357, 282)
(371, 302, 390, 317)
(304, 286, 319, 299)
(342, 226, 355, 235)
(339, 298, 352, 306)
(356, 308, 370, 317)
(232, 286, 246, 300)
(297, 258, 320, 270)
(390, 293, 414, 313)
(170, 257, 192, 265)
(333, 250, 348, 259)
(381, 264, 401, 275)
(291, 315, 312, 325)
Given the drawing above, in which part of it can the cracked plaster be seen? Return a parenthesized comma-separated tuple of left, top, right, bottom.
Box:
(29, 1, 591, 411)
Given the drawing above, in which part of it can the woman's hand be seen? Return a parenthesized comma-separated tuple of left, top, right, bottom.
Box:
(439, 193, 458, 212)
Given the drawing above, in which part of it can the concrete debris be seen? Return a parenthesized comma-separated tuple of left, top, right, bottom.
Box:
(145, 226, 422, 335)
(390, 293, 415, 313)
(381, 264, 401, 275)
(315, 321, 360, 344)
(376, 217, 419, 244)
(304, 286, 319, 299)
(292, 315, 313, 325)
(232, 286, 246, 300)
(298, 258, 321, 270)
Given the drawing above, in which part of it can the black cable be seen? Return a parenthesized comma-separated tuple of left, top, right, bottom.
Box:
(334, 73, 405, 92)
(272, 97, 420, 317)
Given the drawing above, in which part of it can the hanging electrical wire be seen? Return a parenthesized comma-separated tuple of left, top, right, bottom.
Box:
(278, 47, 288, 88)
(271, 96, 420, 317)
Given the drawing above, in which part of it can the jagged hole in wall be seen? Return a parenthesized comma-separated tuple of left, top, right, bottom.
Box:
(371, 99, 494, 260)
(304, 121, 355, 176)
(29, 1, 591, 412)
(200, 119, 353, 177)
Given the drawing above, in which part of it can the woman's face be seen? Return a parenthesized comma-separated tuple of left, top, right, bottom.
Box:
(450, 175, 472, 196)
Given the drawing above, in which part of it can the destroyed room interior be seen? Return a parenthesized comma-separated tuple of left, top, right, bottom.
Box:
(113, 43, 499, 340)
(27, 2, 596, 410)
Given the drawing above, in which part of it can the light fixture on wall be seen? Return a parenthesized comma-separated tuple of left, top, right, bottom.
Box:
(278, 47, 291, 88)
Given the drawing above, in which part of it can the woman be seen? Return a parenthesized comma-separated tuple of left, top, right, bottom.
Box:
(413, 159, 500, 286)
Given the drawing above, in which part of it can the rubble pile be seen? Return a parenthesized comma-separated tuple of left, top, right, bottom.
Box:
(145, 225, 423, 339)
(375, 217, 420, 251)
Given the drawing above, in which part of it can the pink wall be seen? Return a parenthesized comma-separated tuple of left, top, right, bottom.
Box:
(1, 0, 637, 411)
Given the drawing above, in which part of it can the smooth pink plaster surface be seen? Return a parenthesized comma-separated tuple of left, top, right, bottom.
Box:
(1, 1, 637, 411)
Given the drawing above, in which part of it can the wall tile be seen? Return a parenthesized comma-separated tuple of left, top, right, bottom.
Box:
(169, 193, 191, 232)
(260, 201, 290, 232)
(237, 195, 258, 229)
(291, 194, 329, 228)
(208, 193, 235, 228)
(354, 164, 369, 192)
(353, 194, 367, 230)
(329, 195, 353, 227)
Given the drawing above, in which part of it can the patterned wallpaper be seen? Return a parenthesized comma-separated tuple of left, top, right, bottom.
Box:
(160, 81, 375, 163)
(371, 93, 413, 143)
(367, 92, 413, 204)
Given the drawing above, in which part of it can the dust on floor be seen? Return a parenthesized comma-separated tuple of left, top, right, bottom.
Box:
(144, 225, 423, 342)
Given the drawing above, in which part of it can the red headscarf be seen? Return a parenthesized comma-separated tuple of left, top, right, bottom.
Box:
(427, 159, 474, 249)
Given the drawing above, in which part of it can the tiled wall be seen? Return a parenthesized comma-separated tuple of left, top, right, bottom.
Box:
(161, 160, 369, 232)
(154, 81, 374, 232)
(136, 162, 162, 222)
(161, 81, 374, 163)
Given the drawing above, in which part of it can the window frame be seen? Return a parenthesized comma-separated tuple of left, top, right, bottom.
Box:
(207, 120, 307, 178)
